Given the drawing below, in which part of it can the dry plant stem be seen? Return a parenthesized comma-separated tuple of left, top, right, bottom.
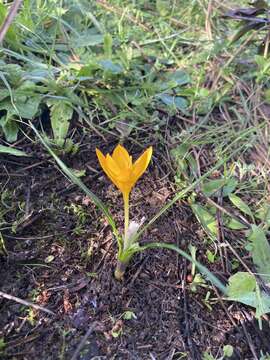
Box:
(0, 0, 23, 43)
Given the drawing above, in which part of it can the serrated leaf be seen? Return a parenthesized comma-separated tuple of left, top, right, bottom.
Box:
(191, 203, 217, 238)
(248, 225, 270, 284)
(0, 145, 28, 156)
(229, 193, 254, 220)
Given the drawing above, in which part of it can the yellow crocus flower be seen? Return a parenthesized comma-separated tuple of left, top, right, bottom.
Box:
(96, 144, 153, 241)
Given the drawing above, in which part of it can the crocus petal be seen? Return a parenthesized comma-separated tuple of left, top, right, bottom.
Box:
(112, 144, 132, 170)
(132, 146, 153, 183)
(117, 180, 132, 196)
(96, 148, 108, 174)
(96, 145, 153, 197)
(96, 149, 118, 186)
(107, 153, 132, 182)
(106, 154, 121, 177)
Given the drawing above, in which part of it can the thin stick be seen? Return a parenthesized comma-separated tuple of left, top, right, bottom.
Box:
(240, 319, 259, 360)
(0, 0, 23, 44)
(0, 290, 55, 315)
(70, 323, 97, 360)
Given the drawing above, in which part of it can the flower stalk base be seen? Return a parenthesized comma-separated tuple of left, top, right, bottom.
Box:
(114, 260, 129, 281)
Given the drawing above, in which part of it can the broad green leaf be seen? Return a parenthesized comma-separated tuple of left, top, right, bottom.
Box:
(0, 145, 28, 157)
(223, 345, 234, 358)
(229, 193, 254, 220)
(191, 203, 217, 238)
(169, 70, 190, 86)
(0, 89, 10, 101)
(170, 143, 197, 177)
(206, 249, 216, 263)
(0, 114, 19, 142)
(157, 94, 188, 110)
(202, 353, 215, 360)
(255, 203, 270, 227)
(15, 96, 41, 119)
(201, 178, 226, 196)
(227, 218, 247, 230)
(99, 60, 123, 74)
(248, 225, 270, 284)
(78, 63, 100, 77)
(253, 0, 269, 9)
(227, 272, 270, 318)
(0, 63, 24, 85)
(70, 31, 103, 48)
(222, 177, 238, 196)
(227, 272, 256, 298)
(0, 96, 41, 120)
(160, 70, 190, 90)
(122, 311, 136, 320)
(49, 101, 73, 142)
(255, 283, 270, 320)
(156, 0, 170, 16)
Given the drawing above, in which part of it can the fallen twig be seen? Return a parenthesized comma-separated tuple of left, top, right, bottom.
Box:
(0, 290, 55, 315)
(0, 0, 23, 44)
(70, 323, 97, 360)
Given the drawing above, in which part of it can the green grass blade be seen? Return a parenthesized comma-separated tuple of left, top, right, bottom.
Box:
(134, 142, 249, 243)
(30, 123, 121, 246)
(0, 145, 29, 157)
(139, 242, 227, 294)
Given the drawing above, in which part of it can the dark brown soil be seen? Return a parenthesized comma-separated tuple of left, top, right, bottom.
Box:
(1, 133, 270, 360)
